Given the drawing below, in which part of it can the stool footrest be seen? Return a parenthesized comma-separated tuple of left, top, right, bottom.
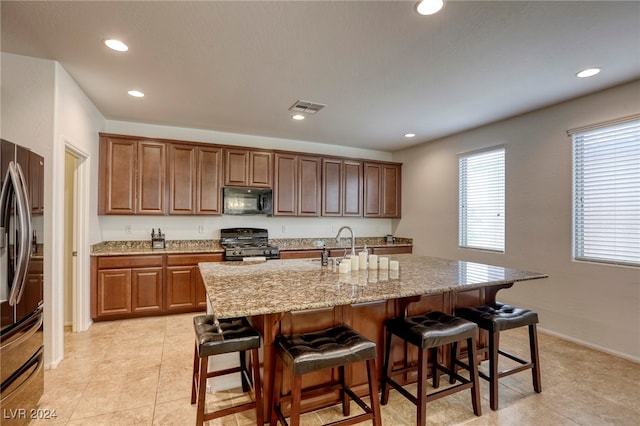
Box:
(203, 400, 259, 422)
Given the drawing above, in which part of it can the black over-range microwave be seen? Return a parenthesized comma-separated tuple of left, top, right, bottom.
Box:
(223, 187, 273, 215)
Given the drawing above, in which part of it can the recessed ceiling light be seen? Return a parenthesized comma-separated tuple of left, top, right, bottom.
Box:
(576, 68, 601, 78)
(404, 133, 416, 138)
(415, 0, 445, 16)
(105, 39, 128, 52)
(128, 90, 144, 98)
(292, 114, 305, 120)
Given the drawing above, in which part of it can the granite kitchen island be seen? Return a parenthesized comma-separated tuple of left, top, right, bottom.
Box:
(198, 254, 547, 419)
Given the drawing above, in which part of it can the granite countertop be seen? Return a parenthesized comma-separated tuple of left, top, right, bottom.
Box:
(198, 254, 548, 319)
(90, 237, 412, 256)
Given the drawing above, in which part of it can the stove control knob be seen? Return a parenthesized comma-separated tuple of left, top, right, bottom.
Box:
(264, 248, 272, 255)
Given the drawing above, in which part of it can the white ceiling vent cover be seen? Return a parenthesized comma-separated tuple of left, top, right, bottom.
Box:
(288, 100, 327, 115)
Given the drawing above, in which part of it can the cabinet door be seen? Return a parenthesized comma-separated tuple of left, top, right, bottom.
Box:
(274, 153, 297, 216)
(298, 156, 321, 216)
(322, 159, 342, 216)
(165, 266, 196, 311)
(29, 151, 44, 214)
(343, 160, 363, 217)
(364, 163, 382, 217)
(168, 144, 196, 214)
(224, 149, 249, 186)
(382, 164, 401, 218)
(99, 137, 137, 214)
(97, 269, 132, 316)
(137, 141, 166, 214)
(131, 267, 163, 313)
(197, 146, 222, 214)
(249, 151, 272, 187)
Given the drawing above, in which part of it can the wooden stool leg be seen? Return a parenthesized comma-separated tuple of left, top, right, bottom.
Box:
(489, 330, 500, 411)
(431, 347, 440, 389)
(380, 329, 393, 405)
(290, 374, 303, 426)
(196, 355, 208, 426)
(366, 358, 383, 426)
(251, 347, 264, 426)
(417, 347, 428, 426)
(340, 365, 351, 416)
(529, 324, 542, 393)
(449, 341, 459, 384)
(270, 356, 283, 426)
(467, 336, 482, 416)
(191, 342, 199, 404)
(239, 350, 250, 392)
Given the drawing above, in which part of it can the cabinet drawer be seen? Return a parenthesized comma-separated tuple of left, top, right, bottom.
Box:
(166, 253, 223, 266)
(370, 246, 412, 255)
(97, 255, 163, 269)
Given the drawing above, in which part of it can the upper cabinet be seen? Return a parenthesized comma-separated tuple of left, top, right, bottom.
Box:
(364, 162, 401, 218)
(322, 159, 363, 217)
(273, 153, 321, 216)
(99, 135, 166, 215)
(168, 144, 222, 215)
(98, 133, 401, 218)
(224, 148, 272, 188)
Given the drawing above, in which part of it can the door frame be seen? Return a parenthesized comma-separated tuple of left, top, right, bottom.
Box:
(64, 142, 91, 332)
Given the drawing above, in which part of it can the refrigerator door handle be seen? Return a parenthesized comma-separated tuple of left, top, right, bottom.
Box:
(0, 162, 32, 306)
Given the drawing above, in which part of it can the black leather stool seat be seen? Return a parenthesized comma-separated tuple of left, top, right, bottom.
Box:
(386, 311, 478, 348)
(193, 315, 261, 357)
(276, 325, 377, 375)
(455, 303, 539, 332)
(191, 315, 263, 426)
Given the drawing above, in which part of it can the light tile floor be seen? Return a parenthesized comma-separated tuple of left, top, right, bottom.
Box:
(34, 313, 639, 425)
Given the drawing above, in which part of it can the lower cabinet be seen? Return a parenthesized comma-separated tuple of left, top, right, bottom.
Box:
(91, 253, 222, 321)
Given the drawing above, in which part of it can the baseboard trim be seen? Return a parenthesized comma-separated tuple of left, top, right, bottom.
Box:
(538, 327, 639, 363)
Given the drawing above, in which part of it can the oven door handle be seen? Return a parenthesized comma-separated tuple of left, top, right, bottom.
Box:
(0, 346, 44, 401)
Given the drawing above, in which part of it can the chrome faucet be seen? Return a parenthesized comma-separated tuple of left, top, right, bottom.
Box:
(335, 226, 355, 257)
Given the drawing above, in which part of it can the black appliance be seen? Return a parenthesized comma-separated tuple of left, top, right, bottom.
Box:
(0, 139, 44, 424)
(223, 187, 273, 215)
(221, 228, 280, 261)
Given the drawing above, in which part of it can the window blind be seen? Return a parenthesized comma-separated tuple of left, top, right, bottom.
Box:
(573, 119, 640, 266)
(459, 147, 505, 252)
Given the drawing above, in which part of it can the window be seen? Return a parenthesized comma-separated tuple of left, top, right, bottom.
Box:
(572, 118, 640, 266)
(459, 147, 505, 252)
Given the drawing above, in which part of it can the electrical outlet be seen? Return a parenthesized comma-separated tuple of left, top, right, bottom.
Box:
(198, 225, 204, 234)
(125, 225, 132, 234)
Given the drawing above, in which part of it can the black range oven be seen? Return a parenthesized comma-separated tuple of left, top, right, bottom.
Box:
(220, 227, 280, 261)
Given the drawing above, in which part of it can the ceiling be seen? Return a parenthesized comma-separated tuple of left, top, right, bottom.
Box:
(2, 1, 639, 152)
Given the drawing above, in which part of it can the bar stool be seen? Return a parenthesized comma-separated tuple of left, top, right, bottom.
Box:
(380, 311, 481, 426)
(191, 315, 263, 426)
(455, 302, 541, 410)
(270, 324, 382, 426)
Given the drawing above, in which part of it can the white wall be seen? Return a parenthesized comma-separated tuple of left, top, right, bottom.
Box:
(393, 80, 640, 361)
(101, 120, 396, 241)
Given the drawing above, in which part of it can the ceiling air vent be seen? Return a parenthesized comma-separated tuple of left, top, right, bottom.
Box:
(288, 100, 327, 115)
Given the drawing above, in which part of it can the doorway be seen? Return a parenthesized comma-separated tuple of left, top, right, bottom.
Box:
(63, 145, 90, 333)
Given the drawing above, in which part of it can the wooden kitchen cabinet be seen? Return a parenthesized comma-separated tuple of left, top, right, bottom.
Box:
(274, 153, 321, 216)
(224, 148, 272, 187)
(92, 255, 164, 320)
(29, 151, 44, 214)
(98, 135, 167, 215)
(321, 158, 363, 217)
(166, 254, 222, 312)
(364, 162, 401, 218)
(168, 144, 222, 214)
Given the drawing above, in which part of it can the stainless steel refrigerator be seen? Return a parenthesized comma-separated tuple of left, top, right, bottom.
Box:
(0, 139, 44, 424)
